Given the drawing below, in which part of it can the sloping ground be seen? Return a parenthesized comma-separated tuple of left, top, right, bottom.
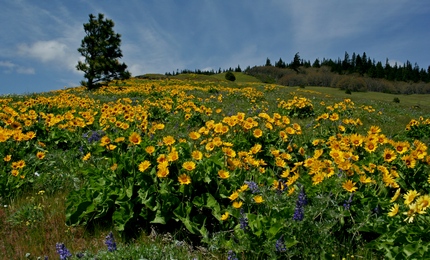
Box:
(136, 72, 261, 83)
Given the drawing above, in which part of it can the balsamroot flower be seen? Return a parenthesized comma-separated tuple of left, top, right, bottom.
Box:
(387, 203, 399, 217)
(129, 132, 141, 145)
(342, 179, 358, 193)
(229, 191, 239, 201)
(182, 161, 196, 171)
(221, 212, 229, 221)
(403, 190, 420, 205)
(218, 169, 230, 179)
(138, 160, 151, 172)
(178, 174, 191, 185)
(253, 195, 264, 204)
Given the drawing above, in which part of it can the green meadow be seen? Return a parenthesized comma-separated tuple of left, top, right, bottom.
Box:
(1, 74, 430, 259)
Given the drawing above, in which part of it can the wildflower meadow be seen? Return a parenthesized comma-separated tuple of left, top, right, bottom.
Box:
(1, 75, 430, 259)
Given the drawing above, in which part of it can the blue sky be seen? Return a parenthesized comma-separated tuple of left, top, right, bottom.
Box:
(1, 0, 429, 95)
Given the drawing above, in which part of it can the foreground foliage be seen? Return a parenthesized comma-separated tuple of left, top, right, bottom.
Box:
(1, 77, 430, 259)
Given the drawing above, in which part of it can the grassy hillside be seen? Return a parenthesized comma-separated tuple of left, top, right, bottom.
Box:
(246, 65, 430, 94)
(137, 72, 261, 83)
(1, 76, 430, 259)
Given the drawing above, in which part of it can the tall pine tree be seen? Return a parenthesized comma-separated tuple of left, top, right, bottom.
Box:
(77, 13, 130, 90)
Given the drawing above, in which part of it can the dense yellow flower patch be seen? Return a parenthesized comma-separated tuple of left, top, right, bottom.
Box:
(1, 78, 429, 225)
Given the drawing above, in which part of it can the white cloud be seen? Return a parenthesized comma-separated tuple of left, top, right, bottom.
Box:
(18, 40, 68, 62)
(0, 60, 35, 74)
(16, 67, 35, 74)
(17, 40, 80, 72)
(0, 61, 15, 69)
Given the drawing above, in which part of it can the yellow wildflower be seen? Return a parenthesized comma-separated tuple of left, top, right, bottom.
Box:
(253, 195, 264, 203)
(403, 190, 420, 205)
(387, 204, 399, 217)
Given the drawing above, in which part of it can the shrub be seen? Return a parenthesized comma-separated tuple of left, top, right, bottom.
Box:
(393, 97, 400, 103)
(225, 71, 236, 81)
(334, 76, 367, 92)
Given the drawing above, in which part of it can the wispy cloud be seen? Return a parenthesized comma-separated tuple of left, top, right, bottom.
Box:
(0, 61, 35, 74)
(17, 40, 79, 72)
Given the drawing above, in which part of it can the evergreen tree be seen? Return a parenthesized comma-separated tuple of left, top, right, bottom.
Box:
(355, 54, 363, 75)
(77, 13, 130, 90)
(350, 52, 356, 73)
(375, 61, 385, 78)
(235, 65, 242, 72)
(290, 52, 301, 72)
(275, 58, 286, 68)
(342, 51, 350, 71)
(312, 58, 321, 68)
(265, 58, 272, 66)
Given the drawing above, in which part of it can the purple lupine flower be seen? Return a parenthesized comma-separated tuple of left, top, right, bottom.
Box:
(55, 243, 72, 260)
(293, 205, 304, 221)
(297, 187, 307, 207)
(275, 235, 287, 252)
(244, 181, 259, 194)
(343, 193, 354, 210)
(227, 250, 239, 260)
(293, 187, 307, 221)
(239, 208, 249, 232)
(85, 130, 105, 143)
(373, 205, 380, 215)
(104, 231, 117, 252)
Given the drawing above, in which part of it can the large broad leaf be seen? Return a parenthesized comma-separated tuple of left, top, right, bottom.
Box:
(150, 210, 166, 224)
(66, 200, 93, 226)
(66, 187, 98, 226)
(247, 213, 264, 237)
(138, 185, 157, 211)
(173, 202, 196, 234)
(267, 219, 284, 239)
(192, 192, 220, 217)
(112, 200, 134, 232)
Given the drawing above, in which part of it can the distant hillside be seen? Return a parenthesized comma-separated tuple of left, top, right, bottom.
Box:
(245, 65, 430, 94)
(136, 72, 261, 84)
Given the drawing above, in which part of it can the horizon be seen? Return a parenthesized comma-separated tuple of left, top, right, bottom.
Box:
(1, 1, 430, 95)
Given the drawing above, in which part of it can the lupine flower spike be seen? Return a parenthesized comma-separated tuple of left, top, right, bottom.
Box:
(227, 250, 239, 260)
(244, 181, 260, 193)
(105, 231, 117, 252)
(275, 235, 287, 252)
(55, 243, 72, 260)
(239, 208, 249, 232)
(293, 186, 307, 221)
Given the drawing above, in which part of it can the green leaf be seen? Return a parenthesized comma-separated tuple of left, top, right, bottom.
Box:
(402, 243, 418, 257)
(267, 220, 283, 239)
(150, 210, 166, 224)
(126, 184, 133, 198)
(204, 175, 212, 184)
(65, 200, 92, 226)
(192, 196, 204, 208)
(112, 201, 134, 232)
(285, 236, 299, 248)
(173, 202, 196, 234)
(138, 185, 157, 211)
